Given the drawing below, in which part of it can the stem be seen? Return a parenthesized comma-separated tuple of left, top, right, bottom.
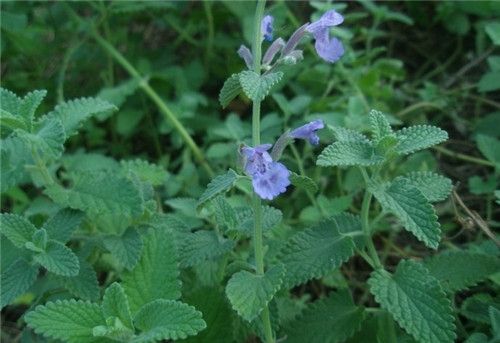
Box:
(250, 1, 273, 342)
(434, 146, 495, 168)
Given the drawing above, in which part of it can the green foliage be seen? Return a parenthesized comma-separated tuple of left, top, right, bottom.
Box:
(121, 159, 168, 186)
(198, 169, 238, 207)
(278, 214, 363, 288)
(102, 283, 134, 330)
(0, 213, 36, 247)
(290, 173, 318, 193)
(219, 73, 243, 108)
(176, 230, 235, 268)
(33, 240, 80, 276)
(371, 178, 441, 249)
(396, 172, 452, 202)
(317, 140, 384, 167)
(284, 290, 366, 343)
(42, 209, 85, 243)
(226, 264, 285, 321)
(394, 125, 448, 155)
(122, 228, 181, 314)
(239, 71, 283, 102)
(369, 260, 456, 343)
(57, 259, 100, 301)
(1, 259, 38, 308)
(103, 227, 143, 270)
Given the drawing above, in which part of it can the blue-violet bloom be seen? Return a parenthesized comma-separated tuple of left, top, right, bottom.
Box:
(261, 15, 274, 42)
(306, 10, 344, 63)
(241, 144, 291, 200)
(290, 119, 325, 145)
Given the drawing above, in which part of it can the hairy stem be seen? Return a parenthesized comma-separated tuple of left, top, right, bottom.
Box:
(250, 1, 274, 342)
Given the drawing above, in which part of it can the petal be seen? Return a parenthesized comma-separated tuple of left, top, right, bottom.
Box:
(263, 37, 285, 65)
(237, 45, 253, 69)
(282, 23, 309, 56)
(306, 9, 344, 34)
(252, 162, 290, 200)
(314, 36, 344, 63)
(261, 15, 274, 42)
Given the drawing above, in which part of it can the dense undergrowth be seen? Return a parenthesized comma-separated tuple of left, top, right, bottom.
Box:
(1, 1, 499, 343)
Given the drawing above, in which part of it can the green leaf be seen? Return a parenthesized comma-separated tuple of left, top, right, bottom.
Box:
(317, 141, 384, 167)
(290, 173, 318, 193)
(369, 110, 393, 142)
(198, 169, 238, 207)
(212, 196, 239, 232)
(25, 299, 106, 343)
(424, 251, 500, 292)
(239, 71, 283, 102)
(176, 230, 235, 268)
(17, 115, 66, 161)
(1, 258, 38, 309)
(284, 289, 366, 343)
(97, 78, 140, 108)
(226, 264, 285, 321)
(102, 282, 134, 330)
(103, 227, 143, 270)
(133, 300, 206, 341)
(478, 72, 500, 92)
(395, 125, 448, 155)
(45, 171, 143, 218)
(485, 22, 500, 46)
(42, 209, 85, 243)
(57, 259, 100, 301)
(236, 205, 282, 235)
(461, 293, 499, 324)
(371, 178, 441, 249)
(368, 260, 456, 343)
(0, 88, 46, 131)
(329, 126, 370, 143)
(0, 213, 36, 248)
(1, 135, 33, 189)
(397, 172, 452, 202)
(33, 240, 80, 276)
(219, 73, 243, 108)
(47, 97, 117, 136)
(279, 214, 362, 289)
(122, 228, 181, 314)
(476, 134, 500, 165)
(121, 159, 168, 186)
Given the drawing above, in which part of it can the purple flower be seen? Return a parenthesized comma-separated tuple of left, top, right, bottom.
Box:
(306, 10, 345, 63)
(261, 15, 274, 42)
(290, 119, 325, 145)
(241, 144, 291, 200)
(237, 45, 253, 69)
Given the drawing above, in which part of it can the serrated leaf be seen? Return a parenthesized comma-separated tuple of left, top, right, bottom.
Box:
(226, 264, 285, 322)
(368, 260, 456, 343)
(0, 213, 37, 248)
(239, 71, 283, 102)
(198, 169, 238, 207)
(121, 159, 168, 186)
(290, 173, 318, 193)
(212, 195, 239, 232)
(219, 73, 243, 108)
(42, 209, 85, 243)
(33, 240, 79, 276)
(279, 214, 362, 288)
(397, 172, 452, 202)
(476, 134, 500, 165)
(329, 126, 370, 143)
(133, 300, 206, 342)
(97, 78, 140, 108)
(1, 258, 38, 309)
(45, 171, 143, 218)
(371, 178, 441, 249)
(47, 97, 117, 136)
(0, 88, 46, 131)
(103, 282, 134, 330)
(317, 140, 384, 167)
(395, 125, 448, 155)
(103, 227, 143, 270)
(57, 259, 100, 301)
(122, 228, 181, 314)
(424, 251, 500, 292)
(176, 230, 235, 268)
(461, 293, 500, 324)
(25, 299, 106, 343)
(284, 289, 366, 343)
(17, 115, 66, 161)
(369, 110, 392, 142)
(0, 135, 33, 189)
(235, 205, 282, 235)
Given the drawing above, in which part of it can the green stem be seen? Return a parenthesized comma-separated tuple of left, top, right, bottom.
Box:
(250, 1, 273, 342)
(433, 146, 495, 168)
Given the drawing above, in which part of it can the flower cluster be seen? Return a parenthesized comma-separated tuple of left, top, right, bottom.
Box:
(238, 9, 345, 69)
(241, 120, 324, 200)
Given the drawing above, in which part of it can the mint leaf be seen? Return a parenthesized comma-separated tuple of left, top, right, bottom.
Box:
(121, 159, 168, 186)
(219, 73, 243, 108)
(33, 240, 80, 276)
(285, 289, 366, 343)
(397, 172, 452, 202)
(226, 264, 285, 321)
(239, 71, 283, 102)
(42, 209, 85, 243)
(17, 115, 66, 161)
(0, 88, 46, 131)
(476, 134, 500, 166)
(45, 171, 143, 218)
(368, 260, 456, 343)
(395, 125, 448, 155)
(371, 178, 441, 249)
(122, 228, 181, 314)
(317, 141, 384, 167)
(1, 258, 38, 309)
(236, 205, 282, 235)
(279, 214, 362, 288)
(369, 110, 393, 142)
(176, 230, 235, 268)
(424, 251, 500, 292)
(198, 169, 238, 207)
(290, 173, 318, 193)
(133, 300, 206, 341)
(57, 259, 100, 301)
(103, 227, 143, 270)
(102, 282, 134, 330)
(0, 213, 36, 248)
(212, 196, 239, 232)
(25, 299, 105, 343)
(329, 126, 370, 143)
